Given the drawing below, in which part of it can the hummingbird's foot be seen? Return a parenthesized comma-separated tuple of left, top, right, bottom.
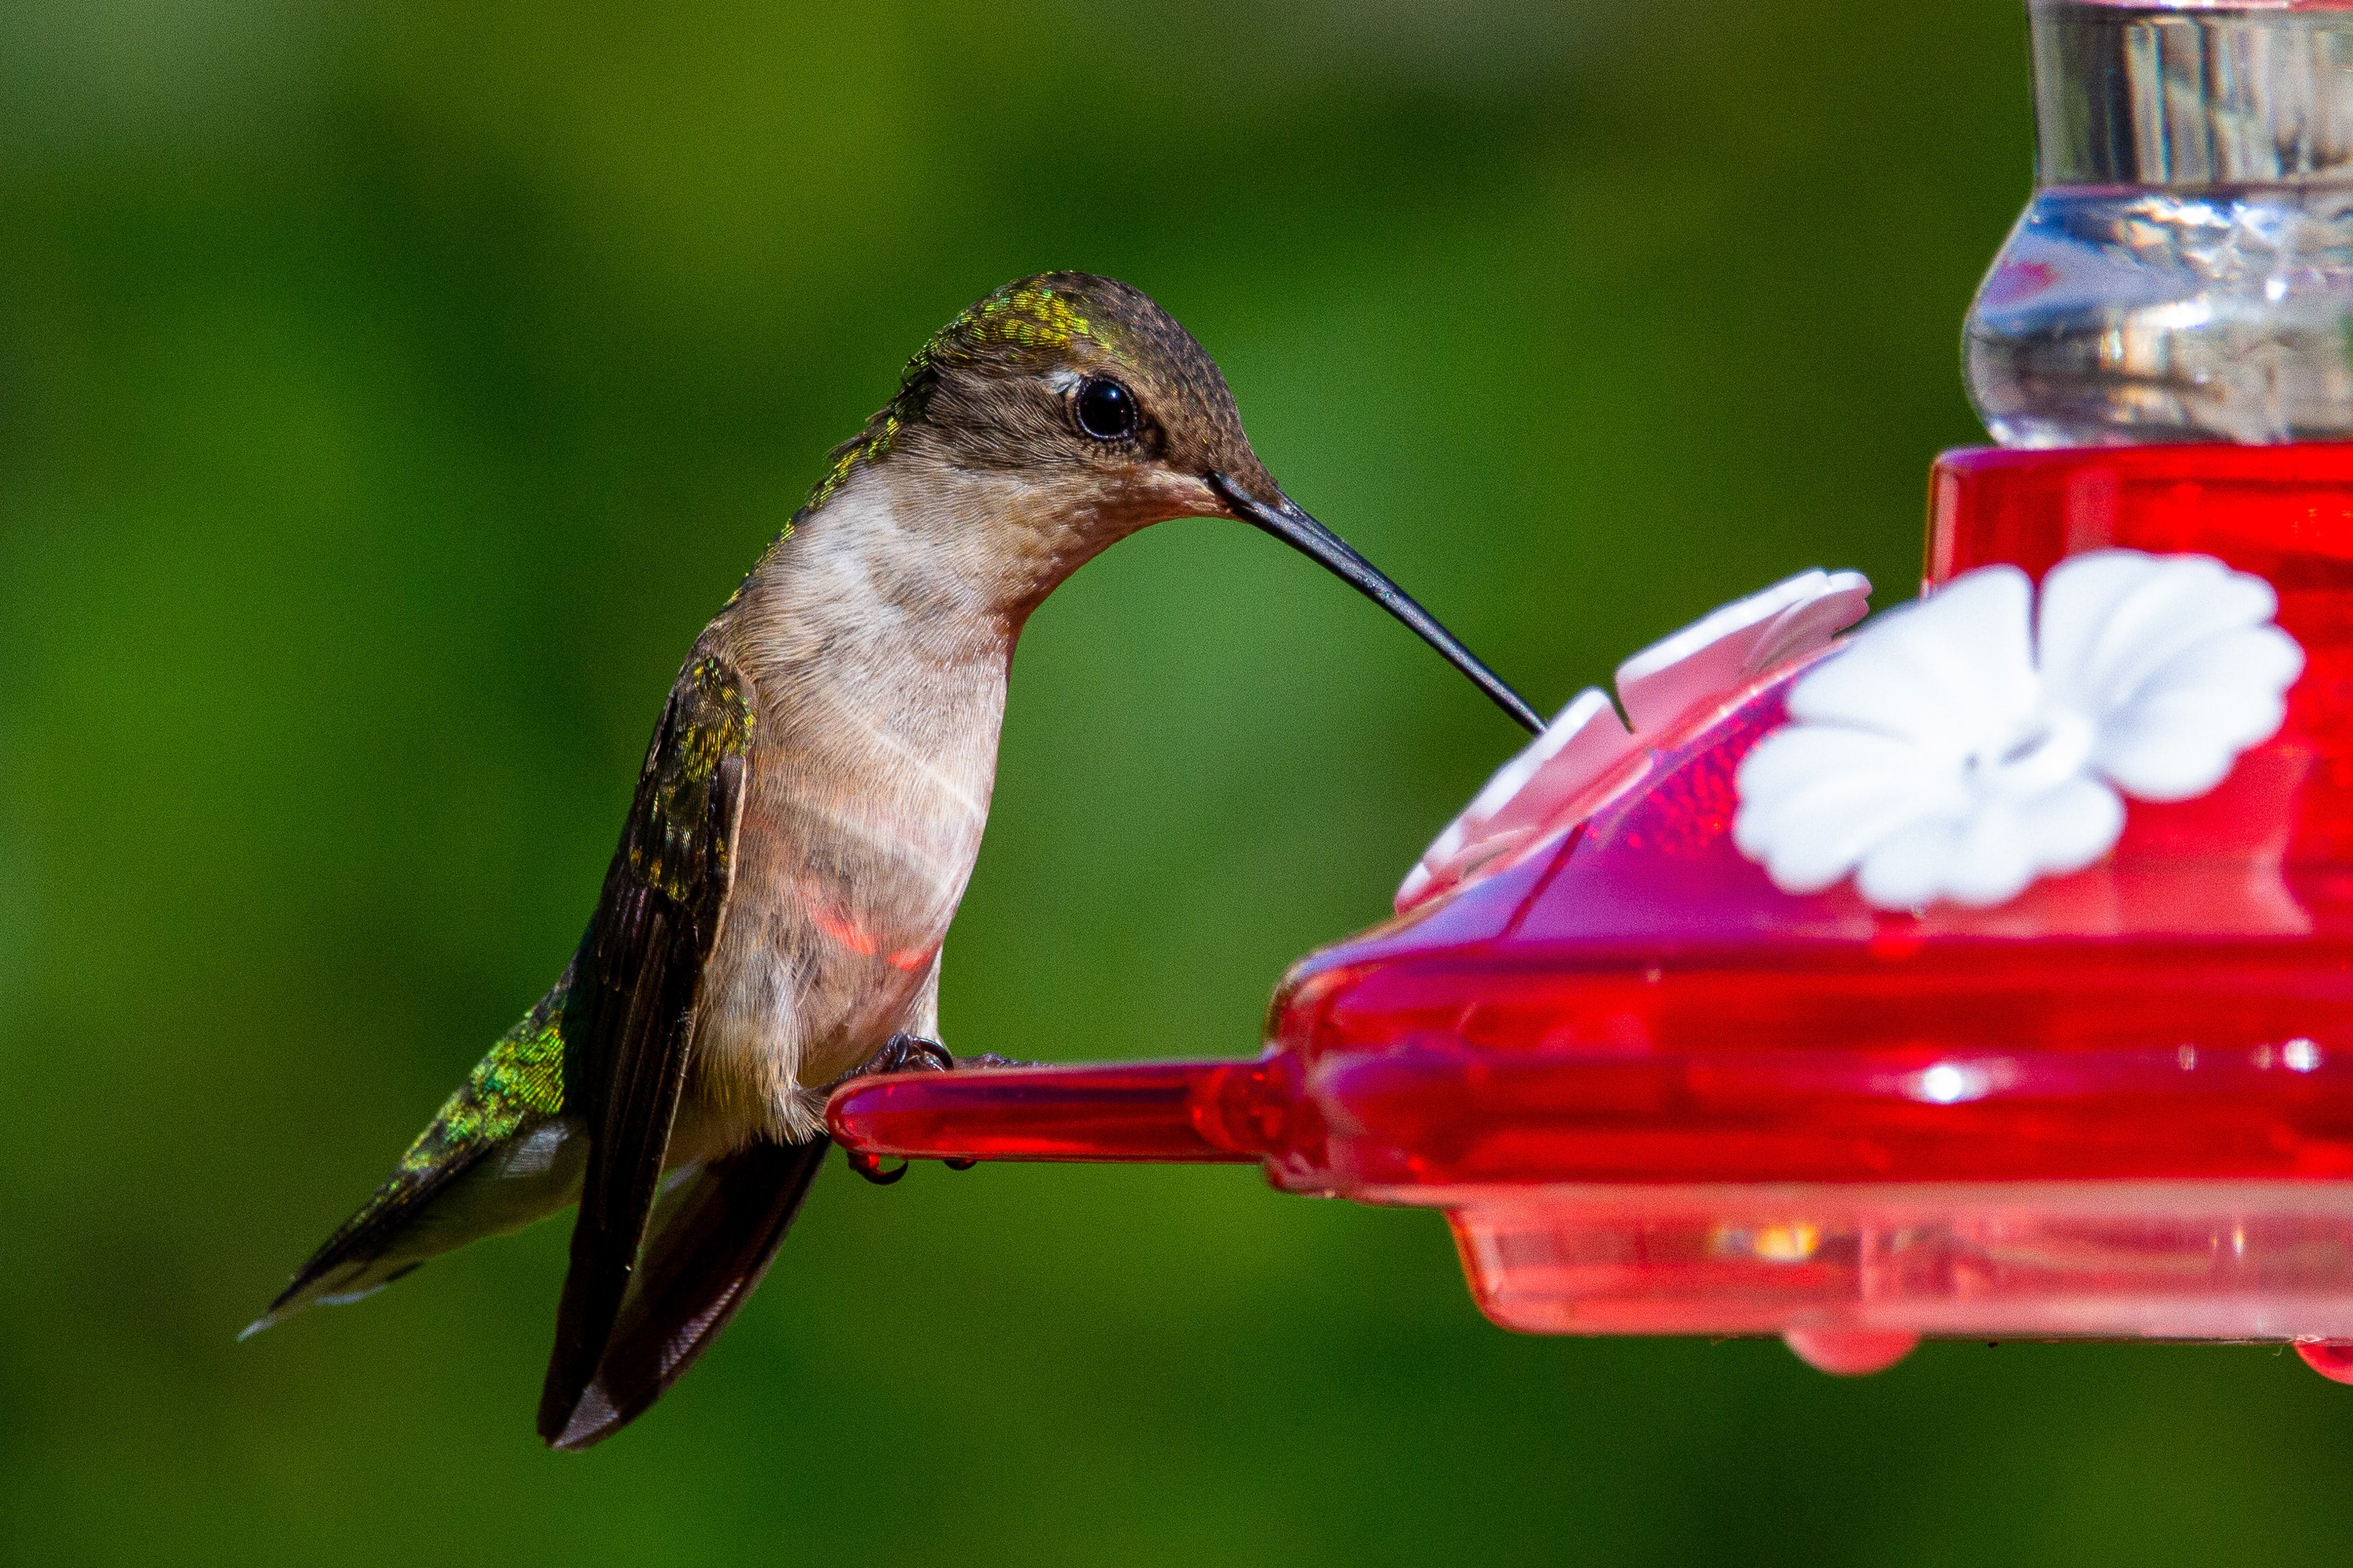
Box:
(844, 1034, 1041, 1182)
(953, 1051, 1044, 1069)
(843, 1034, 951, 1184)
(867, 1034, 1043, 1075)
(846, 1147, 909, 1186)
(867, 1032, 955, 1075)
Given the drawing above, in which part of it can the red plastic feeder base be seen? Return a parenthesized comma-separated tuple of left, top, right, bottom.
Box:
(830, 445, 2353, 1377)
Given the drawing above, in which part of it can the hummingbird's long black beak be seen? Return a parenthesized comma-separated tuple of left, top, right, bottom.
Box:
(1207, 472, 1544, 735)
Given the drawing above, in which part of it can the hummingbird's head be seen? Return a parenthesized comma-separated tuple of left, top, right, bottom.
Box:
(874, 272, 1277, 527)
(820, 272, 1540, 733)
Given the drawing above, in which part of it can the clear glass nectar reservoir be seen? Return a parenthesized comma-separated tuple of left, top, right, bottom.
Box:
(1966, 1, 2353, 446)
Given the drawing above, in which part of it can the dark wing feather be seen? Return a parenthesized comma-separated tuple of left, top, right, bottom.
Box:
(547, 1136, 830, 1450)
(536, 647, 756, 1444)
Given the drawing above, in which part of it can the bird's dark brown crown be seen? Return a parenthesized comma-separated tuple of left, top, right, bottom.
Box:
(794, 272, 1263, 518)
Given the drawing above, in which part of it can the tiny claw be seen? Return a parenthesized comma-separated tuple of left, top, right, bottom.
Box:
(846, 1148, 908, 1186)
(943, 1157, 978, 1171)
(870, 1032, 955, 1075)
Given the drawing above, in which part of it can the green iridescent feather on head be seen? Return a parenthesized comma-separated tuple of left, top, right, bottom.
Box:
(795, 276, 1105, 518)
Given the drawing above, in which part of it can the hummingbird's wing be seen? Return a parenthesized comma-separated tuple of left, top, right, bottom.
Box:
(247, 975, 582, 1335)
(537, 647, 757, 1446)
(543, 1134, 828, 1449)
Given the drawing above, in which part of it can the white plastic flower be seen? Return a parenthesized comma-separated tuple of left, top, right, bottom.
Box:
(1397, 569, 1872, 911)
(1734, 550, 2304, 910)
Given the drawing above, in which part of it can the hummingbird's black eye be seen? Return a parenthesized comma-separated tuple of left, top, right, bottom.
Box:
(1074, 377, 1138, 440)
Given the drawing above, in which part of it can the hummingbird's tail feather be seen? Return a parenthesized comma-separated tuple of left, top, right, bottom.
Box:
(246, 978, 582, 1337)
(544, 1135, 828, 1450)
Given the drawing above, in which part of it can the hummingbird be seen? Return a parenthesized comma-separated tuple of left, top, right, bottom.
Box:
(248, 273, 1542, 1449)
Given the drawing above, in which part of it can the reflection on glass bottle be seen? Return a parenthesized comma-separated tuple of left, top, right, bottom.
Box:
(1966, 1, 2353, 446)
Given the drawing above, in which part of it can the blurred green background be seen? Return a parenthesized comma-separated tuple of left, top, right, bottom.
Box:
(5, 1, 2349, 1563)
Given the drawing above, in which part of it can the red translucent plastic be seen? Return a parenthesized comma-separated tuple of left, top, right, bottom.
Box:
(1784, 1328, 1921, 1376)
(830, 1061, 1262, 1165)
(830, 444, 2353, 1365)
(2297, 1340, 2353, 1383)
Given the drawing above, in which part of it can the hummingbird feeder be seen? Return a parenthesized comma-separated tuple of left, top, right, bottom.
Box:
(829, 0, 2353, 1381)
